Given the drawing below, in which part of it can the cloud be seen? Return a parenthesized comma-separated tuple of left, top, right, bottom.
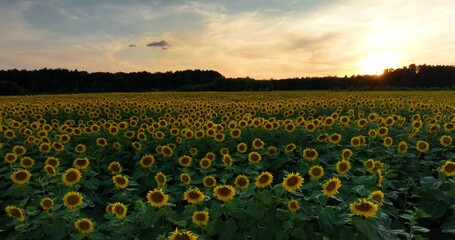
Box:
(146, 40, 170, 49)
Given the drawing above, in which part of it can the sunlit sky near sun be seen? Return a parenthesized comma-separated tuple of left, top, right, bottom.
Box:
(1, 0, 454, 79)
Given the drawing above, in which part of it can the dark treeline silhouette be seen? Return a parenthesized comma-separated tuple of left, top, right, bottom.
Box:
(1, 64, 455, 95)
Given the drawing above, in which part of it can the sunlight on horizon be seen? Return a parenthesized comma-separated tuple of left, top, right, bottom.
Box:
(358, 53, 400, 75)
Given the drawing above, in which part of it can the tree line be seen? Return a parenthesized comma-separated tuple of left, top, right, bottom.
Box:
(0, 64, 455, 95)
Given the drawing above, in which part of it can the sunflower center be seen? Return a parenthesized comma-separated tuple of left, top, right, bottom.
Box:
(355, 202, 372, 211)
(188, 191, 201, 199)
(78, 221, 90, 230)
(181, 158, 189, 165)
(250, 154, 259, 162)
(6, 155, 16, 161)
(286, 176, 299, 187)
(217, 187, 232, 196)
(365, 162, 373, 168)
(42, 200, 52, 208)
(66, 171, 78, 182)
(111, 165, 120, 172)
(67, 195, 80, 205)
(151, 192, 164, 202)
(307, 151, 316, 158)
(10, 208, 21, 218)
(443, 137, 451, 144)
(114, 206, 124, 215)
(116, 177, 126, 185)
(196, 213, 206, 221)
(290, 202, 298, 209)
(312, 168, 322, 176)
(205, 178, 214, 185)
(46, 166, 55, 174)
(175, 233, 191, 240)
(418, 143, 427, 149)
(143, 158, 152, 165)
(182, 176, 189, 182)
(353, 139, 360, 145)
(339, 163, 348, 171)
(237, 178, 247, 186)
(76, 159, 87, 166)
(15, 172, 28, 181)
(445, 163, 455, 172)
(259, 175, 270, 184)
(157, 175, 165, 183)
(325, 181, 337, 191)
(372, 195, 382, 203)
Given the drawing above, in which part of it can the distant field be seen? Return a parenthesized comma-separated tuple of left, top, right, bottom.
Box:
(1, 91, 454, 239)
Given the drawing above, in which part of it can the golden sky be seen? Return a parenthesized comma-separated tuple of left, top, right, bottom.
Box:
(1, 0, 454, 79)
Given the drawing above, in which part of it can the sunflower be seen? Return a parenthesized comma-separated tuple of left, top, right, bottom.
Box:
(20, 156, 35, 169)
(336, 160, 351, 175)
(73, 157, 90, 170)
(52, 142, 65, 152)
(45, 157, 60, 167)
(255, 172, 273, 188)
(11, 169, 32, 185)
(43, 164, 56, 177)
(308, 165, 324, 180)
(364, 159, 375, 173)
(230, 129, 242, 139)
(189, 147, 198, 156)
(146, 188, 169, 208)
(341, 148, 353, 161)
(440, 135, 453, 147)
(178, 155, 192, 167)
(192, 211, 209, 225)
(444, 123, 455, 132)
(5, 206, 25, 222)
(168, 228, 198, 240)
(397, 141, 408, 154)
(111, 202, 128, 219)
(236, 142, 248, 153)
(138, 155, 154, 169)
(13, 145, 26, 156)
(368, 129, 377, 138)
(96, 137, 108, 147)
(74, 144, 87, 154)
(252, 138, 265, 150)
(63, 191, 83, 209)
(40, 198, 54, 210)
(287, 199, 300, 212)
(213, 185, 236, 202)
(328, 133, 341, 144)
(75, 218, 94, 234)
(383, 137, 393, 148)
(4, 153, 18, 164)
(376, 169, 383, 187)
(267, 146, 278, 155)
(441, 160, 455, 177)
(184, 189, 205, 204)
(108, 161, 122, 174)
(62, 168, 82, 186)
(199, 158, 212, 170)
(222, 154, 233, 167)
(321, 177, 342, 197)
(4, 129, 16, 139)
(155, 172, 167, 187)
(350, 137, 361, 147)
(368, 190, 384, 206)
(317, 133, 328, 142)
(349, 198, 378, 218)
(112, 175, 129, 189)
(39, 143, 52, 154)
(132, 142, 142, 151)
(203, 176, 217, 188)
(377, 127, 388, 137)
(282, 172, 304, 192)
(113, 142, 122, 150)
(416, 140, 429, 153)
(302, 148, 318, 161)
(248, 151, 262, 164)
(180, 173, 191, 185)
(234, 175, 250, 190)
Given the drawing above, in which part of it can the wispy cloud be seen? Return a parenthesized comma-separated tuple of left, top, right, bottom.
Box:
(147, 40, 171, 50)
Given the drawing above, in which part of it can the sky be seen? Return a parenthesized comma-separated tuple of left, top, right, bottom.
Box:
(0, 0, 454, 79)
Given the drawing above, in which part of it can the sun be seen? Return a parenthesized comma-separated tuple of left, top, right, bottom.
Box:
(358, 53, 400, 75)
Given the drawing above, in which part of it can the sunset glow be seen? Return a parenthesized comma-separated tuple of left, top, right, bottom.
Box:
(0, 0, 454, 78)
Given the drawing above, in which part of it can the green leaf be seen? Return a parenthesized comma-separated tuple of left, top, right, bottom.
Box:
(257, 190, 273, 205)
(247, 202, 265, 220)
(48, 219, 70, 240)
(352, 217, 381, 240)
(420, 176, 442, 190)
(214, 218, 237, 239)
(442, 216, 455, 235)
(411, 226, 430, 233)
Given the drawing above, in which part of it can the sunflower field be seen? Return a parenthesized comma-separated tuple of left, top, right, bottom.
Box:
(1, 91, 455, 240)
